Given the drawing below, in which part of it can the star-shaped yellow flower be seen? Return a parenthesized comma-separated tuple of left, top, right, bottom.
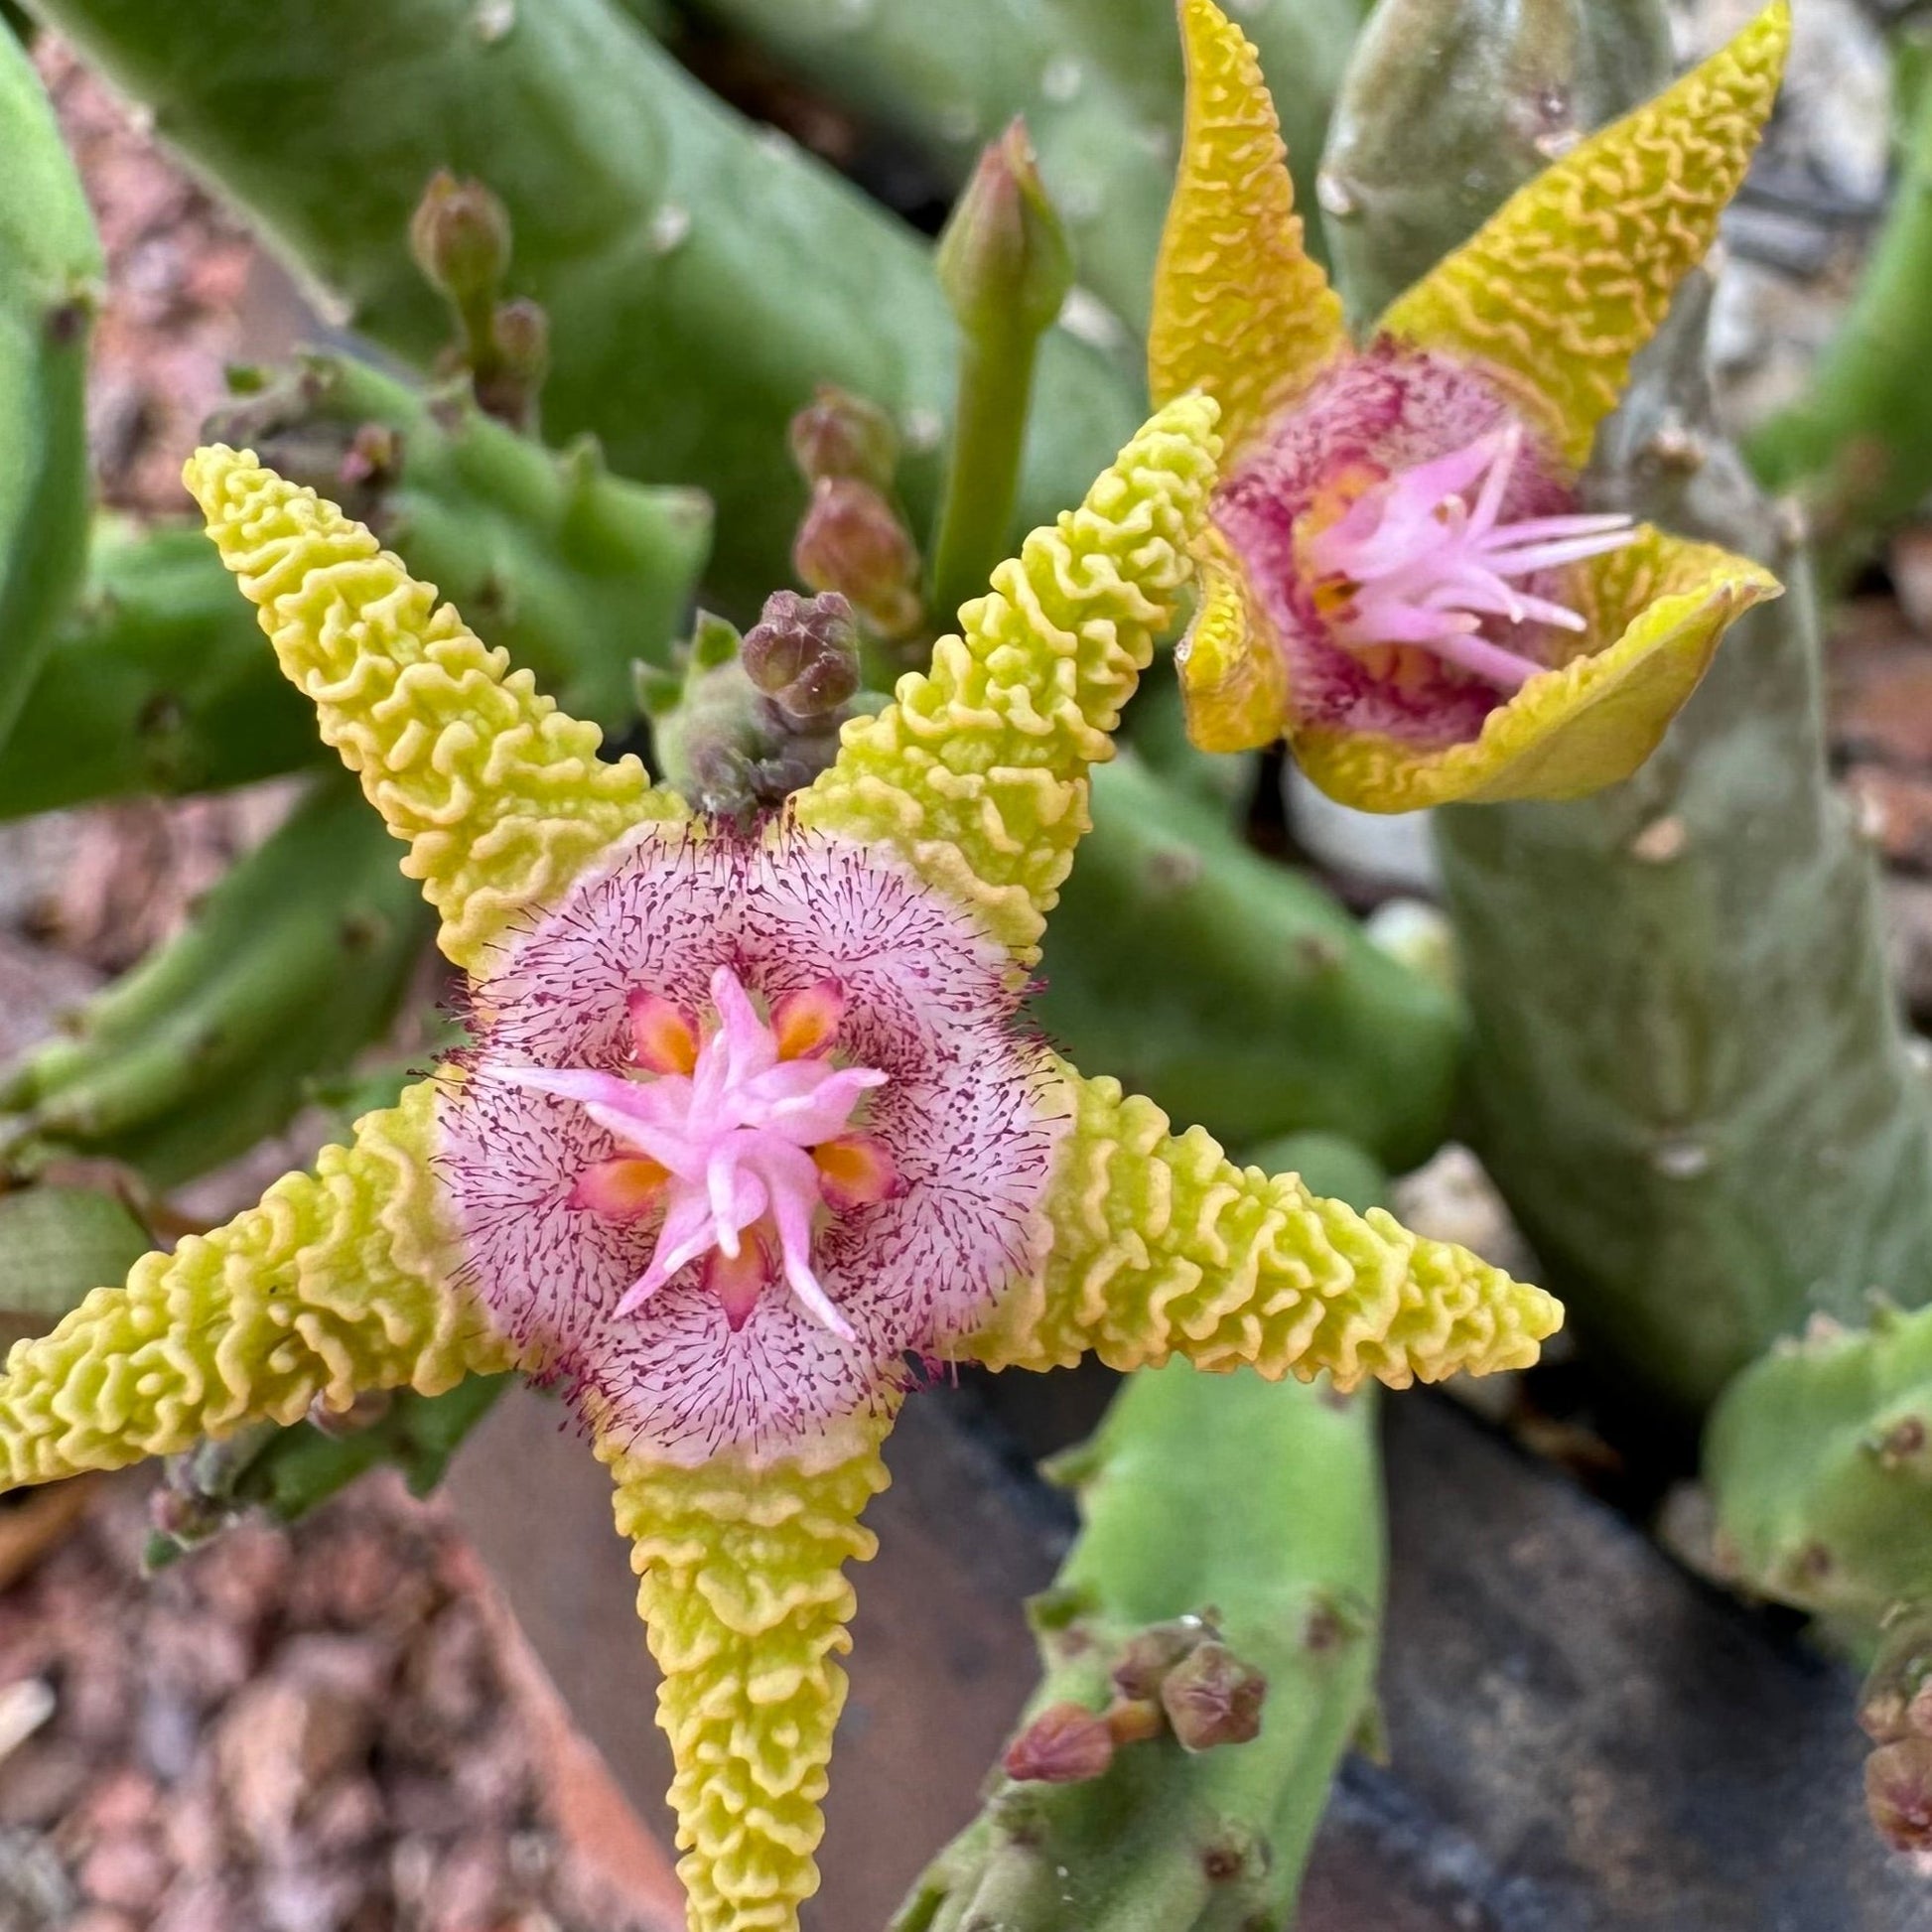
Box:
(0, 402, 1558, 1930)
(1152, 0, 1788, 811)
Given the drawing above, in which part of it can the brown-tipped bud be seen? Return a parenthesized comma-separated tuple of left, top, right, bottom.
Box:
(743, 590, 861, 718)
(788, 385, 899, 489)
(409, 171, 511, 307)
(1160, 1640, 1268, 1753)
(1861, 1604, 1932, 1744)
(935, 118, 1073, 343)
(1003, 1703, 1116, 1785)
(793, 478, 924, 641)
(1112, 1617, 1212, 1702)
(490, 298, 550, 385)
(1867, 1736, 1932, 1854)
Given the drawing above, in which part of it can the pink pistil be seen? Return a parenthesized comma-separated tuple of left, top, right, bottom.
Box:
(497, 964, 896, 1340)
(1304, 422, 1636, 689)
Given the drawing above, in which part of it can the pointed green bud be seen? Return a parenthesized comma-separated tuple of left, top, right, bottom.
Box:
(935, 118, 1073, 343)
(788, 384, 899, 489)
(408, 170, 511, 310)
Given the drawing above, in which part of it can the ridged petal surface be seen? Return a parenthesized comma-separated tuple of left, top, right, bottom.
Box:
(967, 1062, 1560, 1388)
(606, 1420, 892, 1932)
(184, 446, 686, 973)
(1379, 3, 1790, 471)
(1173, 519, 1287, 754)
(0, 1080, 509, 1487)
(1149, 0, 1346, 458)
(794, 397, 1220, 964)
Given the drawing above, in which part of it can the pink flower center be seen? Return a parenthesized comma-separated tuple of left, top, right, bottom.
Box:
(497, 965, 900, 1339)
(1301, 423, 1635, 690)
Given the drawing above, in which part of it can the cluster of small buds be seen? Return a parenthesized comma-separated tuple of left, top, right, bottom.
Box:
(407, 170, 549, 430)
(642, 593, 868, 821)
(1002, 1613, 1269, 1785)
(787, 385, 927, 644)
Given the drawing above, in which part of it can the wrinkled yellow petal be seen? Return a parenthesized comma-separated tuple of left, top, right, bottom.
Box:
(965, 1059, 1560, 1389)
(605, 1418, 893, 1932)
(184, 446, 687, 973)
(1149, 0, 1347, 458)
(795, 396, 1219, 965)
(1173, 522, 1287, 754)
(1379, 2, 1790, 470)
(0, 1080, 511, 1488)
(1294, 525, 1780, 812)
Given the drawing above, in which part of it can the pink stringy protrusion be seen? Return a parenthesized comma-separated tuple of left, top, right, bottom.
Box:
(497, 964, 897, 1340)
(1303, 423, 1635, 691)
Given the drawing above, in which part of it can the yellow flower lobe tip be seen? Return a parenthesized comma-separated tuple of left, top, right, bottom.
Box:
(1293, 527, 1781, 812)
(1150, 0, 1346, 456)
(183, 445, 685, 973)
(795, 395, 1222, 963)
(1379, 2, 1792, 470)
(965, 1063, 1561, 1387)
(0, 1081, 510, 1490)
(606, 1420, 892, 1932)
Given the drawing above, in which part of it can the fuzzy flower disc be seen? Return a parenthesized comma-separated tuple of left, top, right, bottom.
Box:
(438, 825, 1061, 1462)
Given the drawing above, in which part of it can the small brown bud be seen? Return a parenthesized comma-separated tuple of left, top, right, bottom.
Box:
(1112, 1617, 1211, 1701)
(409, 171, 511, 306)
(792, 479, 924, 640)
(1861, 1604, 1932, 1744)
(788, 385, 899, 488)
(1867, 1736, 1932, 1854)
(742, 591, 860, 718)
(1161, 1640, 1267, 1753)
(1003, 1703, 1115, 1784)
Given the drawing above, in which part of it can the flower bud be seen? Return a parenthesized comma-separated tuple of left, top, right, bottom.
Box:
(1867, 1736, 1932, 1855)
(409, 171, 511, 308)
(490, 298, 550, 387)
(1111, 1616, 1212, 1701)
(789, 385, 899, 489)
(1002, 1702, 1115, 1784)
(1159, 1639, 1267, 1752)
(936, 118, 1073, 343)
(792, 479, 924, 641)
(1861, 1603, 1932, 1744)
(743, 591, 861, 719)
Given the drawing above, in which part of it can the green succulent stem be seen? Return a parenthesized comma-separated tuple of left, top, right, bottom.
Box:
(29, 0, 1138, 605)
(896, 1219, 1384, 1929)
(1327, 0, 1932, 1419)
(0, 24, 101, 749)
(0, 351, 710, 819)
(1039, 753, 1462, 1173)
(0, 773, 432, 1189)
(1744, 28, 1932, 585)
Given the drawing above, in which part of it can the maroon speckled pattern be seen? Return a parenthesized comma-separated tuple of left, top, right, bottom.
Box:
(437, 824, 1060, 1464)
(1215, 342, 1583, 749)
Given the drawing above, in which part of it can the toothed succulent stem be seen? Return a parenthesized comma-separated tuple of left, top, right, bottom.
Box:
(30, 0, 1139, 604)
(897, 1285, 1383, 1930)
(1330, 0, 1932, 1415)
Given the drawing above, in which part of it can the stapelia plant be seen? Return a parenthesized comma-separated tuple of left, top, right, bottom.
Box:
(0, 405, 1556, 1929)
(1150, 0, 1786, 812)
